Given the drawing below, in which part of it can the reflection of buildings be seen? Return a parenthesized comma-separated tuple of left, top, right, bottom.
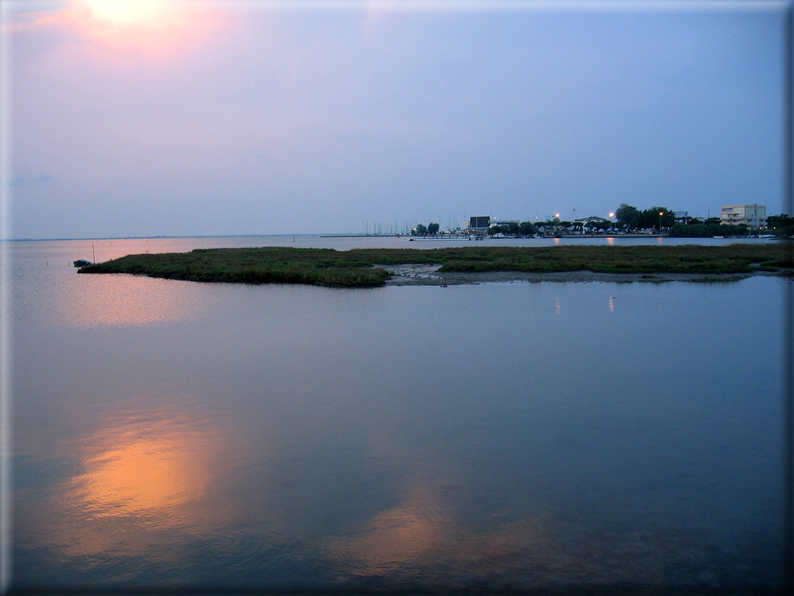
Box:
(720, 204, 766, 227)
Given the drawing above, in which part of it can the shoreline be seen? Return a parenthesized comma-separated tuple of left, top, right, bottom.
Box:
(383, 264, 785, 286)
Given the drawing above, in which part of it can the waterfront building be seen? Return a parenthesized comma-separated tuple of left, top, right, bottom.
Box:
(468, 215, 490, 229)
(465, 215, 491, 234)
(720, 204, 766, 227)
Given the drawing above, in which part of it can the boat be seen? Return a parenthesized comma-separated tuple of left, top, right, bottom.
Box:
(73, 259, 91, 267)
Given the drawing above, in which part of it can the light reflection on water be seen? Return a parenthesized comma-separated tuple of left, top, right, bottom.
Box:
(60, 275, 203, 328)
(330, 485, 455, 578)
(67, 409, 216, 524)
(19, 399, 237, 567)
(9, 238, 787, 591)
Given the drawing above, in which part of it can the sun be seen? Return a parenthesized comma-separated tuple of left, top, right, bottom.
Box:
(56, 0, 222, 59)
(18, 0, 226, 62)
(77, 0, 173, 27)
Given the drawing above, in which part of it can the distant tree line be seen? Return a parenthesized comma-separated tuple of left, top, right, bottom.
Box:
(616, 203, 794, 237)
(411, 222, 440, 236)
(487, 221, 537, 236)
(615, 204, 675, 231)
(767, 214, 794, 237)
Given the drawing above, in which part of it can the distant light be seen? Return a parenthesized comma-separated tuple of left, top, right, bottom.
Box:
(609, 212, 614, 218)
(555, 214, 560, 218)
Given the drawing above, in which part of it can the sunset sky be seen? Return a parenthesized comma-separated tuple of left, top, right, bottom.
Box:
(3, 0, 789, 239)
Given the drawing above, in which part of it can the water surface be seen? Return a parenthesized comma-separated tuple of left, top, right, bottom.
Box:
(8, 237, 787, 592)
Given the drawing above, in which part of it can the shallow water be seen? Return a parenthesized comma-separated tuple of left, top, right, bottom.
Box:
(7, 236, 788, 591)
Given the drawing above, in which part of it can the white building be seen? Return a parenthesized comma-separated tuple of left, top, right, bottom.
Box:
(720, 204, 766, 228)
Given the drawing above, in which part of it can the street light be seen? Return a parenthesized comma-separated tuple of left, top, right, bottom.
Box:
(659, 211, 664, 235)
(609, 212, 615, 233)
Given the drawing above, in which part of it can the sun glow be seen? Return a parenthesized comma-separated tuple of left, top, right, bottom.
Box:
(28, 0, 226, 59)
(78, 0, 173, 27)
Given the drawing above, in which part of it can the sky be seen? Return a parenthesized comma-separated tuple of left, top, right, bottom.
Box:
(2, 0, 790, 238)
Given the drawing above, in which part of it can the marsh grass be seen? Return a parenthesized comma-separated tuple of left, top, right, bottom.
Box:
(79, 244, 794, 287)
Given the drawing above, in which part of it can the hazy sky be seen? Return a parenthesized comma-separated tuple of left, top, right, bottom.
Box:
(3, 0, 789, 238)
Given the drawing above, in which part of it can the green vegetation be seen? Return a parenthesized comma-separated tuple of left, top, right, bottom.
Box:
(768, 214, 794, 238)
(668, 223, 749, 238)
(79, 247, 392, 287)
(615, 204, 675, 231)
(519, 221, 537, 236)
(79, 244, 793, 287)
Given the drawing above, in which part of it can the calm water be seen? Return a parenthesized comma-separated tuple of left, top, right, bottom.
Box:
(7, 236, 788, 592)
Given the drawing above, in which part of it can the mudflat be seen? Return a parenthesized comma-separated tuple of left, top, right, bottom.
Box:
(383, 264, 783, 285)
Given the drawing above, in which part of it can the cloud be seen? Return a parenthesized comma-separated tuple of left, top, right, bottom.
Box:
(10, 172, 53, 187)
(2, 1, 69, 21)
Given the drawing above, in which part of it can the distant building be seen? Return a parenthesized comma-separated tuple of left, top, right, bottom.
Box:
(467, 216, 491, 231)
(720, 204, 766, 228)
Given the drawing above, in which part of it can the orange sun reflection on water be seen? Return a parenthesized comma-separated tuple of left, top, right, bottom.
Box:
(47, 405, 231, 558)
(68, 409, 218, 519)
(328, 482, 683, 587)
(327, 485, 454, 577)
(63, 273, 202, 328)
(70, 420, 212, 523)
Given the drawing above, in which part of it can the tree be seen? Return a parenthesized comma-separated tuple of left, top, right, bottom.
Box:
(428, 222, 440, 235)
(615, 204, 642, 230)
(640, 207, 674, 231)
(767, 214, 794, 237)
(414, 224, 427, 235)
(519, 221, 536, 236)
(507, 221, 520, 236)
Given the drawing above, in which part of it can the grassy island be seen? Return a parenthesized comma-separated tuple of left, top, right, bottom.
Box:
(78, 244, 793, 287)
